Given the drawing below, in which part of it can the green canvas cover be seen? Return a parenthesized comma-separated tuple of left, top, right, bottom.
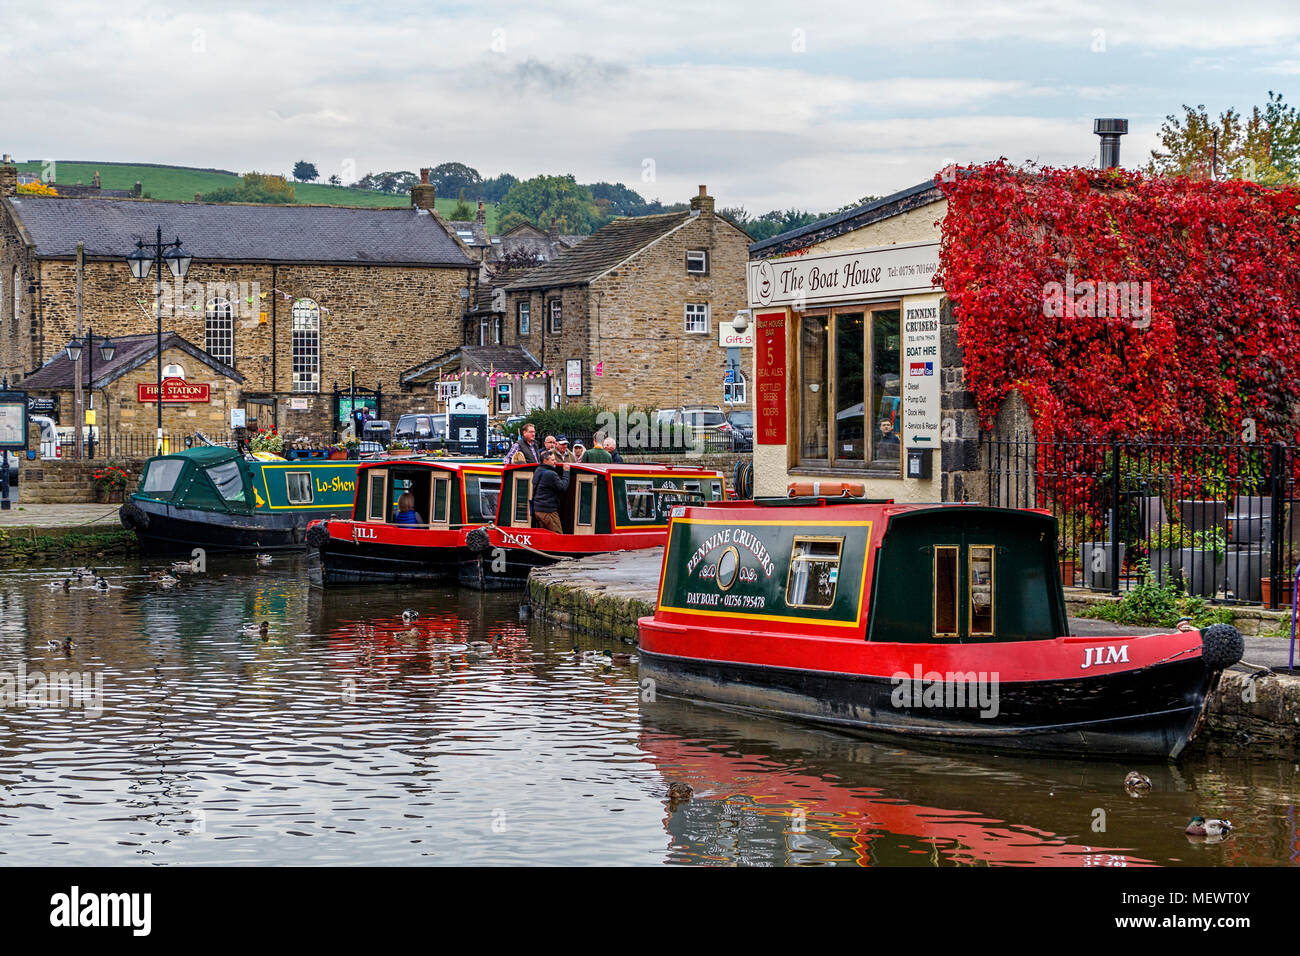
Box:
(136, 447, 251, 514)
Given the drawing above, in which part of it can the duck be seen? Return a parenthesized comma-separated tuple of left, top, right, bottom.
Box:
(255, 553, 272, 567)
(396, 627, 422, 642)
(156, 574, 179, 589)
(606, 650, 633, 665)
(667, 782, 693, 806)
(468, 640, 493, 652)
(1185, 816, 1233, 837)
(171, 559, 199, 574)
(1124, 771, 1152, 793)
(73, 566, 95, 580)
(93, 576, 110, 591)
(402, 609, 420, 623)
(47, 637, 75, 651)
(240, 622, 270, 640)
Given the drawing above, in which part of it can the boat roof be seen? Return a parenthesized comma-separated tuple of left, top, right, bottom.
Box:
(503, 461, 724, 477)
(149, 445, 242, 465)
(356, 457, 504, 473)
(676, 499, 1054, 523)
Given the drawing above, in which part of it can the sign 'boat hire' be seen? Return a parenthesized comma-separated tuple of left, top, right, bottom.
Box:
(637, 496, 1244, 759)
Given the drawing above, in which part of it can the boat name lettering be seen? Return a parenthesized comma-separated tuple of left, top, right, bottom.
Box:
(684, 527, 775, 578)
(354, 526, 377, 539)
(1081, 644, 1129, 670)
(315, 476, 356, 494)
(500, 531, 532, 548)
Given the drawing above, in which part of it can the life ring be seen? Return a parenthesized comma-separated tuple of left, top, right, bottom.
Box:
(305, 523, 330, 550)
(787, 481, 865, 498)
(1200, 623, 1244, 671)
(119, 501, 150, 531)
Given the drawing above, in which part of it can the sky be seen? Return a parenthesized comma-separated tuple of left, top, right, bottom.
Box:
(2, 0, 1299, 214)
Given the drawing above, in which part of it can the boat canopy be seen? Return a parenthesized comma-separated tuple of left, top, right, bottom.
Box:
(135, 446, 253, 514)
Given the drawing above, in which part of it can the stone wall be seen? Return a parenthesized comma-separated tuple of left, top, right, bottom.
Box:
(19, 457, 146, 504)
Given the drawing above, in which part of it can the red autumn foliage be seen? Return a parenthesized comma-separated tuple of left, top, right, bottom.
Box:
(935, 161, 1300, 442)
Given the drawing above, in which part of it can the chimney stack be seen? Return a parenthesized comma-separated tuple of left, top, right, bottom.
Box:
(1094, 118, 1129, 169)
(690, 184, 714, 216)
(411, 167, 437, 211)
(548, 217, 559, 242)
(133, 181, 142, 197)
(0, 157, 16, 198)
(93, 170, 101, 189)
(195, 193, 202, 202)
(476, 200, 486, 226)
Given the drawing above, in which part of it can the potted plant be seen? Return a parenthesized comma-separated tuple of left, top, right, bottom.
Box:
(343, 437, 361, 460)
(1179, 527, 1226, 598)
(93, 464, 129, 503)
(249, 427, 285, 456)
(326, 443, 348, 460)
(1261, 547, 1297, 607)
(386, 439, 415, 457)
(1148, 522, 1186, 583)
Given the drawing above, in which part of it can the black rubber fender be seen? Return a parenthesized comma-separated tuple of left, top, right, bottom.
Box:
(466, 527, 493, 554)
(119, 501, 150, 531)
(1200, 623, 1244, 671)
(305, 523, 330, 550)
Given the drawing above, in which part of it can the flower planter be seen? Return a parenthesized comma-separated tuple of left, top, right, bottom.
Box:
(1225, 549, 1267, 603)
(327, 450, 347, 460)
(95, 489, 124, 504)
(1260, 576, 1294, 607)
(386, 450, 417, 458)
(1058, 559, 1077, 587)
(1079, 542, 1125, 591)
(1179, 548, 1225, 598)
(1149, 547, 1182, 583)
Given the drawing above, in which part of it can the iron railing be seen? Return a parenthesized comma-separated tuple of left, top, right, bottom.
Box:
(986, 434, 1299, 608)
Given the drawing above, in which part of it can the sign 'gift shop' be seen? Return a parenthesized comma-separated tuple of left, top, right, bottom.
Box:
(138, 377, 211, 404)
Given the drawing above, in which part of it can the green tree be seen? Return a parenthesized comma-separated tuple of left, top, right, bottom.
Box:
(292, 160, 319, 182)
(430, 162, 482, 197)
(450, 189, 474, 220)
(1146, 93, 1300, 183)
(498, 174, 601, 234)
(204, 172, 296, 204)
(327, 173, 341, 186)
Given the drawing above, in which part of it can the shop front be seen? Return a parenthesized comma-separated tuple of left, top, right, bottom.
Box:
(747, 240, 949, 501)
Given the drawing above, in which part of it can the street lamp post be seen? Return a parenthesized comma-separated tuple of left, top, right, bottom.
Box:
(125, 227, 192, 453)
(65, 329, 116, 458)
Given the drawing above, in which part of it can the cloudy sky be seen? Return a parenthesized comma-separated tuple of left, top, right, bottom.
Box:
(3, 0, 1299, 213)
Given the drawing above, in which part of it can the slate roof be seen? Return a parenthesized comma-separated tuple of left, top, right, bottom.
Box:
(503, 211, 691, 291)
(19, 332, 243, 390)
(447, 220, 491, 247)
(401, 345, 541, 384)
(4, 197, 475, 267)
(748, 180, 944, 258)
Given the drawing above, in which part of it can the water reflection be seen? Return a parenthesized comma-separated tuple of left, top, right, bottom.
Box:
(0, 553, 1294, 865)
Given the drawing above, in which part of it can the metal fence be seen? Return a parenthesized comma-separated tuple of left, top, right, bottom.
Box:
(986, 434, 1300, 608)
(51, 431, 336, 461)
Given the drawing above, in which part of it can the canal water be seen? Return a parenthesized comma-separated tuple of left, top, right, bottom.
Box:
(0, 553, 1295, 866)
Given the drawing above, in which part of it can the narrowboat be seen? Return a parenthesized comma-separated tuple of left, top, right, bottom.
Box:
(637, 497, 1244, 760)
(459, 462, 729, 590)
(307, 458, 505, 585)
(119, 446, 360, 553)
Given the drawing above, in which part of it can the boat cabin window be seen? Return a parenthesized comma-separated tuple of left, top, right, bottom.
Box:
(717, 546, 740, 590)
(710, 480, 723, 500)
(285, 471, 313, 504)
(626, 480, 655, 521)
(366, 471, 388, 522)
(141, 459, 184, 496)
(969, 546, 994, 635)
(933, 546, 959, 638)
(511, 474, 532, 526)
(431, 476, 450, 526)
(575, 475, 597, 532)
(785, 536, 843, 608)
(205, 461, 247, 502)
(478, 477, 501, 519)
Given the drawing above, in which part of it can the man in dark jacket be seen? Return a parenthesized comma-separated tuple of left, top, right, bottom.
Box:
(531, 450, 570, 533)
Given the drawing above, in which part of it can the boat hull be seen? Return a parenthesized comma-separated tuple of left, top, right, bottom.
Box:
(637, 624, 1223, 760)
(120, 497, 341, 553)
(458, 527, 669, 590)
(318, 536, 466, 586)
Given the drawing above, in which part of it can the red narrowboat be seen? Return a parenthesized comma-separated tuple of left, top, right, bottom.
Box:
(308, 458, 505, 586)
(637, 497, 1244, 760)
(459, 462, 728, 590)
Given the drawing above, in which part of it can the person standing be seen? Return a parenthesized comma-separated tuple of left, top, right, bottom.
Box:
(583, 438, 612, 463)
(505, 423, 540, 464)
(531, 450, 570, 533)
(603, 437, 623, 463)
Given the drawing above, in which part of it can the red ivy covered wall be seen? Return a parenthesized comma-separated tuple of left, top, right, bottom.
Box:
(935, 162, 1300, 442)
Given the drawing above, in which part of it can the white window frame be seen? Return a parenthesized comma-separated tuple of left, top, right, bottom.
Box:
(548, 299, 562, 334)
(437, 380, 462, 402)
(292, 298, 321, 393)
(205, 298, 234, 367)
(684, 302, 710, 334)
(724, 370, 747, 405)
(518, 301, 530, 336)
(686, 249, 709, 275)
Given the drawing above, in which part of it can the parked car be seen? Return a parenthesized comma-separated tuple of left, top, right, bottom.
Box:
(726, 409, 754, 451)
(673, 406, 734, 448)
(503, 415, 527, 435)
(394, 413, 448, 451)
(357, 441, 385, 458)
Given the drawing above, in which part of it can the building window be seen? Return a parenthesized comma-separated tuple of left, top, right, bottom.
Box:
(493, 316, 502, 345)
(437, 380, 461, 402)
(518, 301, 530, 336)
(163, 363, 186, 379)
(724, 370, 747, 405)
(684, 302, 710, 334)
(797, 305, 901, 473)
(497, 383, 512, 414)
(686, 250, 709, 275)
(206, 298, 234, 367)
(478, 316, 489, 346)
(12, 267, 20, 327)
(292, 298, 321, 393)
(548, 299, 562, 334)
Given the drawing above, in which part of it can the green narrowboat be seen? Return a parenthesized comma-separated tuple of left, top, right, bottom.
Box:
(119, 446, 360, 553)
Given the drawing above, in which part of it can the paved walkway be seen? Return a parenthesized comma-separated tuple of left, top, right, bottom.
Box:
(0, 503, 123, 529)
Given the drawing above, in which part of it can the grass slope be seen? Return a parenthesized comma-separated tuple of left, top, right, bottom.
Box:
(14, 161, 498, 228)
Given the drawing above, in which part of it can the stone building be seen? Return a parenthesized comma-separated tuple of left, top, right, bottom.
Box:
(745, 179, 984, 502)
(499, 186, 751, 414)
(0, 159, 475, 440)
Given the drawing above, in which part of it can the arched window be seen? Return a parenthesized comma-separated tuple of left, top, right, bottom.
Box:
(724, 370, 747, 405)
(206, 298, 234, 366)
(163, 363, 186, 379)
(292, 298, 321, 393)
